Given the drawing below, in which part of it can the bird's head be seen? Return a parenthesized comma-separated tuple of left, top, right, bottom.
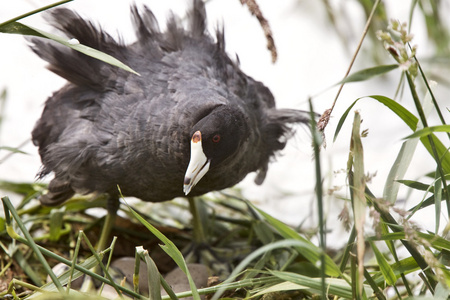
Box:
(183, 105, 247, 195)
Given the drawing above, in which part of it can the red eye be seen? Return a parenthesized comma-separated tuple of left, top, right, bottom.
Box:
(212, 134, 221, 143)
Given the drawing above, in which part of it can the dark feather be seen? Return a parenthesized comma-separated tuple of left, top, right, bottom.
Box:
(31, 0, 310, 205)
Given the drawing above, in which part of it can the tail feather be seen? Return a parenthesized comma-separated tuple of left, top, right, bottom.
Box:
(265, 108, 310, 151)
(254, 109, 311, 184)
(29, 1, 210, 90)
(189, 0, 207, 38)
(29, 8, 125, 91)
(46, 8, 117, 50)
(130, 5, 161, 43)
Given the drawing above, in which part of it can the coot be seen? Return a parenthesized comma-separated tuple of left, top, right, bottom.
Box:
(31, 0, 309, 210)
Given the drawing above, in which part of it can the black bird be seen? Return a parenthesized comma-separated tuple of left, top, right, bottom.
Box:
(31, 0, 309, 247)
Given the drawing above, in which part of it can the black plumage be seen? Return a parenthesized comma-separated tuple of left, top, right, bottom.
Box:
(31, 0, 309, 207)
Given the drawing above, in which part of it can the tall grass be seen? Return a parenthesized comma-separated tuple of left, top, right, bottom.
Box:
(1, 0, 450, 299)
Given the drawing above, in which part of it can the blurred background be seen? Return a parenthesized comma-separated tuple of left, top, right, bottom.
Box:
(1, 0, 449, 248)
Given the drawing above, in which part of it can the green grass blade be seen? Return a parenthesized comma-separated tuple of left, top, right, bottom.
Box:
(38, 255, 103, 292)
(2, 196, 63, 292)
(382, 80, 436, 205)
(333, 95, 418, 142)
(0, 22, 139, 75)
(419, 134, 450, 174)
(133, 249, 142, 295)
(370, 256, 420, 285)
(378, 220, 413, 295)
(334, 94, 450, 174)
(434, 177, 442, 233)
(415, 57, 450, 140)
(368, 231, 450, 252)
(269, 270, 372, 299)
(403, 125, 450, 139)
(405, 70, 450, 216)
(67, 230, 83, 293)
(211, 239, 330, 300)
(0, 146, 28, 155)
(309, 99, 327, 300)
(245, 201, 343, 278)
(383, 138, 419, 204)
(137, 246, 162, 300)
(397, 179, 433, 191)
(163, 276, 281, 299)
(409, 194, 440, 212)
(78, 233, 123, 297)
(2, 197, 144, 298)
(160, 276, 180, 300)
(365, 95, 419, 130)
(0, 181, 46, 196)
(251, 281, 308, 298)
(124, 200, 200, 300)
(339, 226, 356, 272)
(11, 250, 43, 286)
(338, 64, 399, 84)
(369, 241, 397, 286)
(333, 99, 358, 142)
(363, 267, 387, 300)
(49, 207, 65, 242)
(0, 0, 72, 25)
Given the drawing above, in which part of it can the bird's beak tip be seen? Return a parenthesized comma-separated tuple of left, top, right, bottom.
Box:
(183, 188, 190, 195)
(183, 135, 210, 196)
